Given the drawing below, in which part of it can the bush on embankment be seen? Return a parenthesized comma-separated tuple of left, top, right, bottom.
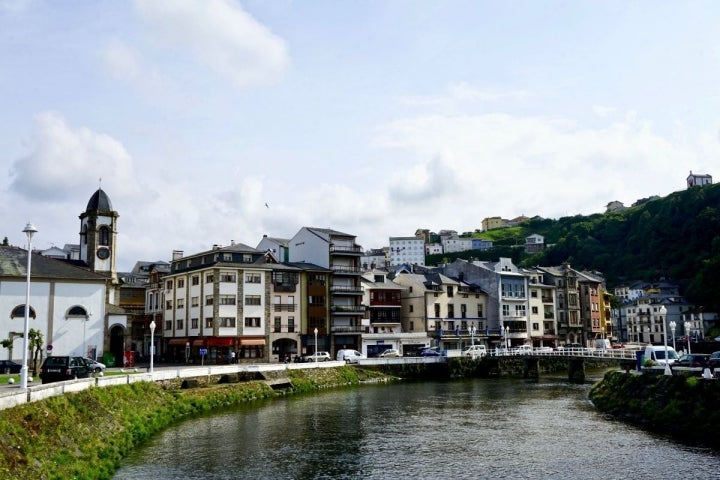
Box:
(0, 366, 388, 480)
(589, 370, 720, 449)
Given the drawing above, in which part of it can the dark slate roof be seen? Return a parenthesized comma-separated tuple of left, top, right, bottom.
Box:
(85, 188, 114, 213)
(0, 246, 106, 281)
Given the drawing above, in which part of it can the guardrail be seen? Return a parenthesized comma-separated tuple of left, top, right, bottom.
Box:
(0, 361, 346, 412)
(490, 348, 639, 360)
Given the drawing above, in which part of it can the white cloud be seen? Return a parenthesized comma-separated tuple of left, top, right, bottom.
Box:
(133, 0, 289, 88)
(9, 112, 140, 201)
(101, 39, 167, 95)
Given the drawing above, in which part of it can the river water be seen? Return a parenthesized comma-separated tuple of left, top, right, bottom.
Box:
(114, 373, 720, 480)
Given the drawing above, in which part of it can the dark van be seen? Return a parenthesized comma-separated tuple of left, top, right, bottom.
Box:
(39, 356, 93, 384)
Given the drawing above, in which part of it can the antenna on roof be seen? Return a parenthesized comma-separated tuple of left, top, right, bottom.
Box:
(98, 177, 102, 190)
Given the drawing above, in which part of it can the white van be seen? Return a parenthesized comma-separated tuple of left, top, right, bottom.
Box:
(643, 345, 679, 366)
(337, 349, 365, 364)
(462, 345, 487, 358)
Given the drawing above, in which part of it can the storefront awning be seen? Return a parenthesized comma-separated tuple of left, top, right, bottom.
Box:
(192, 339, 206, 347)
(207, 337, 235, 347)
(239, 338, 266, 346)
(168, 338, 189, 346)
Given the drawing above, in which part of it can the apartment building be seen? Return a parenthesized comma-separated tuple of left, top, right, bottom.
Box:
(536, 264, 582, 346)
(288, 227, 364, 355)
(159, 242, 330, 364)
(389, 236, 425, 266)
(524, 267, 558, 348)
(391, 269, 486, 353)
(577, 271, 605, 343)
(441, 257, 527, 349)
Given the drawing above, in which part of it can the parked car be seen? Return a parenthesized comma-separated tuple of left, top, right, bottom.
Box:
(378, 349, 402, 358)
(419, 347, 443, 357)
(709, 351, 720, 371)
(337, 349, 365, 363)
(303, 351, 331, 362)
(672, 354, 710, 369)
(514, 345, 534, 355)
(0, 360, 22, 374)
(84, 357, 106, 373)
(39, 356, 93, 384)
(643, 344, 679, 366)
(462, 345, 487, 358)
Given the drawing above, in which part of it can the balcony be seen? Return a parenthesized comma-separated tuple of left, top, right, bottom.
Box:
(272, 325, 297, 333)
(329, 244, 363, 255)
(330, 265, 361, 275)
(330, 305, 366, 315)
(542, 296, 554, 303)
(330, 324, 365, 333)
(330, 285, 363, 294)
(273, 304, 297, 312)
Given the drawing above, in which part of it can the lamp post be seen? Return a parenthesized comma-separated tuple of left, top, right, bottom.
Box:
(149, 320, 156, 373)
(470, 325, 476, 347)
(660, 306, 671, 376)
(504, 325, 509, 350)
(20, 222, 37, 390)
(684, 320, 692, 354)
(313, 328, 318, 364)
(669, 320, 676, 352)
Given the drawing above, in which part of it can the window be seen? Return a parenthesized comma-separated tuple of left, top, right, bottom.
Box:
(531, 290, 538, 298)
(191, 296, 199, 307)
(245, 273, 261, 283)
(219, 295, 236, 305)
(205, 296, 214, 306)
(409, 305, 414, 313)
(205, 318, 213, 328)
(177, 279, 185, 288)
(220, 272, 236, 282)
(447, 305, 455, 318)
(274, 316, 281, 332)
(434, 304, 441, 317)
(288, 317, 295, 333)
(245, 295, 261, 306)
(220, 317, 236, 328)
(165, 320, 172, 330)
(166, 280, 173, 290)
(243, 254, 252, 262)
(515, 305, 526, 316)
(177, 298, 185, 309)
(446, 286, 454, 297)
(206, 274, 214, 283)
(191, 318, 199, 329)
(532, 322, 539, 330)
(244, 317, 261, 327)
(191, 276, 199, 286)
(477, 304, 484, 317)
(531, 306, 538, 314)
(222, 253, 232, 261)
(165, 300, 172, 310)
(99, 226, 110, 246)
(502, 304, 510, 316)
(176, 319, 183, 330)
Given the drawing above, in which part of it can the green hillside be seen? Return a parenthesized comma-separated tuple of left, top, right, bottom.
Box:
(427, 184, 720, 311)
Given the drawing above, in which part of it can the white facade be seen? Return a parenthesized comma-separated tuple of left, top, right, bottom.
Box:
(442, 236, 473, 253)
(389, 236, 425, 266)
(0, 249, 107, 362)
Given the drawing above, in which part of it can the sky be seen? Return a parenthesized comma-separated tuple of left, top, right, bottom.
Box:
(2, 0, 720, 272)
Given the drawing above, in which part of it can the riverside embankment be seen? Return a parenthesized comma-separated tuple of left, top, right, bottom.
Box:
(0, 365, 392, 480)
(589, 370, 720, 449)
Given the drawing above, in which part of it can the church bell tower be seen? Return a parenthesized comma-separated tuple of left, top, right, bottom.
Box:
(79, 188, 119, 281)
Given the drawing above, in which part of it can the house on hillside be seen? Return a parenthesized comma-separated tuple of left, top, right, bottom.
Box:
(524, 234, 545, 253)
(687, 171, 712, 188)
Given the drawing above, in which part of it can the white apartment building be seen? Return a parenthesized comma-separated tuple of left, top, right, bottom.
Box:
(389, 236, 426, 266)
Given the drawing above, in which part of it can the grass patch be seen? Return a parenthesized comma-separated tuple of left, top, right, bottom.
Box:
(0, 366, 394, 479)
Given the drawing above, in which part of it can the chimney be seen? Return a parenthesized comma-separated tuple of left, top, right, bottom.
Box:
(172, 250, 183, 261)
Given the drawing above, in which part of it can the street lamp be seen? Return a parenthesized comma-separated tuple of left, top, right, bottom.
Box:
(669, 320, 676, 352)
(660, 306, 671, 376)
(470, 325, 476, 347)
(684, 320, 692, 354)
(149, 320, 156, 373)
(20, 222, 37, 390)
(313, 328, 318, 364)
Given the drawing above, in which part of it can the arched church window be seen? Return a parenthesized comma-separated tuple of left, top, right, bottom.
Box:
(10, 305, 36, 319)
(67, 306, 88, 317)
(82, 224, 88, 245)
(99, 226, 109, 246)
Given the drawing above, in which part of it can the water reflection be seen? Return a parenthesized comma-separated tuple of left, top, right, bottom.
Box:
(115, 376, 720, 479)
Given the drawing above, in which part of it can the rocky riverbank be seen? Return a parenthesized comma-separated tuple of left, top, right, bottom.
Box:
(0, 366, 392, 480)
(589, 370, 720, 449)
